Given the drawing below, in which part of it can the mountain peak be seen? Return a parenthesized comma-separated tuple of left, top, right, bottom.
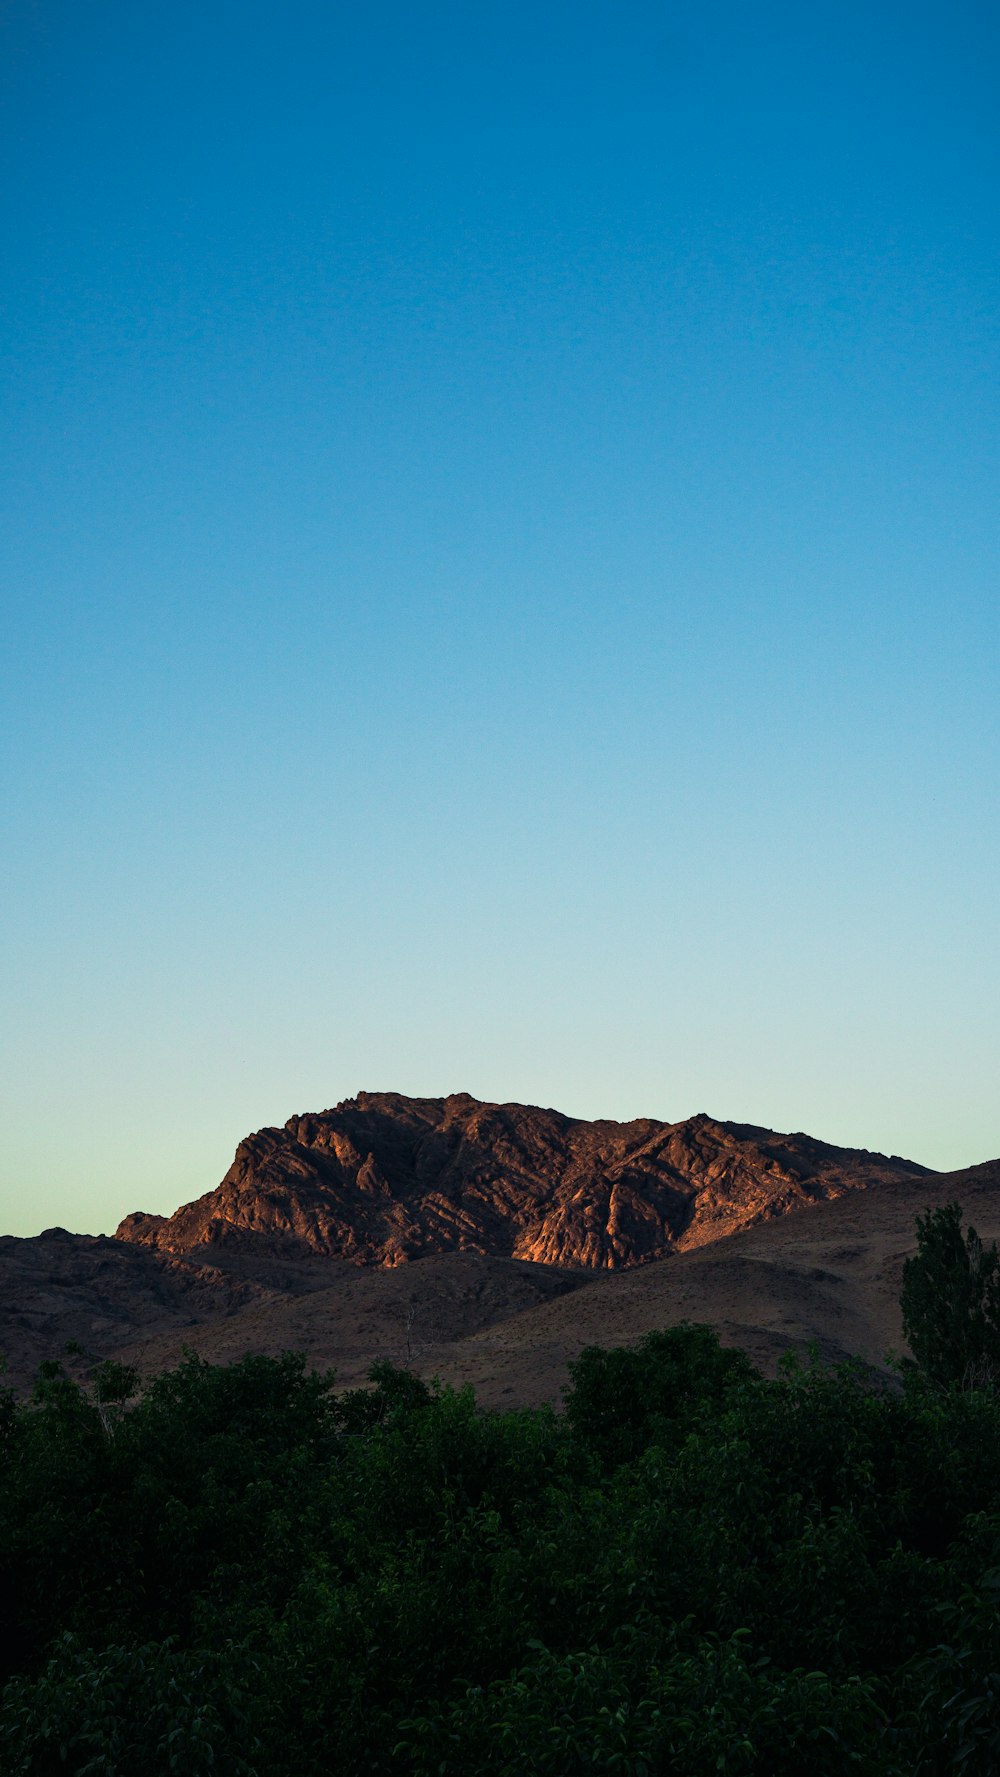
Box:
(115, 1092, 932, 1271)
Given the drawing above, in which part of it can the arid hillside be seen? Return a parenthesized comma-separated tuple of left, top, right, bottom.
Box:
(0, 1091, 956, 1398)
(405, 1157, 1000, 1408)
(108, 1158, 1000, 1408)
(115, 1090, 930, 1267)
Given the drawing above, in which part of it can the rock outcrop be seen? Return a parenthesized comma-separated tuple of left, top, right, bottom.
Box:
(116, 1091, 933, 1270)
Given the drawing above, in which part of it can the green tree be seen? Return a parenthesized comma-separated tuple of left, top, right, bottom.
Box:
(901, 1203, 1000, 1389)
(563, 1321, 757, 1469)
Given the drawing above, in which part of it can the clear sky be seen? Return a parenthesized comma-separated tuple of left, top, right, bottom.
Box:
(1, 0, 997, 1237)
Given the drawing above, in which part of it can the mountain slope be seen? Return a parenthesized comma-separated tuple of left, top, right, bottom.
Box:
(0, 1229, 289, 1395)
(116, 1090, 932, 1269)
(408, 1157, 1000, 1408)
(0, 1228, 588, 1398)
(109, 1159, 1000, 1407)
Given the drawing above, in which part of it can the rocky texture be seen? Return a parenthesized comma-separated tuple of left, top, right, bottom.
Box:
(107, 1157, 1000, 1413)
(1, 1094, 945, 1398)
(401, 1158, 1000, 1410)
(116, 1091, 932, 1270)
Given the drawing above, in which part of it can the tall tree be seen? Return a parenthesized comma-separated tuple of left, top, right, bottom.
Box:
(901, 1202, 1000, 1388)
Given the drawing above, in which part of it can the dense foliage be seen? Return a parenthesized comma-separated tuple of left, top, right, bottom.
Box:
(4, 1288, 1000, 1769)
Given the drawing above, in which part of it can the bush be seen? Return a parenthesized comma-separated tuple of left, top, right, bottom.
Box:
(0, 1633, 262, 1777)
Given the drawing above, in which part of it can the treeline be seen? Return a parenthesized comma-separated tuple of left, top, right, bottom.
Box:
(2, 1207, 1000, 1773)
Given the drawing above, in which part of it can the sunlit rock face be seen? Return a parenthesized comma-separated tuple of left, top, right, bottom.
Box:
(116, 1091, 932, 1270)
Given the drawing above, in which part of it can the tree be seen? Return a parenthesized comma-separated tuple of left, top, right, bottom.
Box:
(900, 1202, 1000, 1389)
(563, 1322, 757, 1469)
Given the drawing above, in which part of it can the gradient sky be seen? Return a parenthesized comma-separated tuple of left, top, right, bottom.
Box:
(2, 0, 998, 1238)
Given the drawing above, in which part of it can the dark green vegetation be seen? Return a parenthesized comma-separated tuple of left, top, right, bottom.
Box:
(4, 1209, 1000, 1774)
(902, 1202, 1000, 1390)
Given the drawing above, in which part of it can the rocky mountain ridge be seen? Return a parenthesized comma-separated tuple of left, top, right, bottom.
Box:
(0, 1091, 950, 1396)
(116, 1090, 932, 1270)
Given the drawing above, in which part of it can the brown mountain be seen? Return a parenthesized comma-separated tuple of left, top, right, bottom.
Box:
(116, 1090, 932, 1270)
(110, 1159, 1000, 1408)
(403, 1157, 1000, 1410)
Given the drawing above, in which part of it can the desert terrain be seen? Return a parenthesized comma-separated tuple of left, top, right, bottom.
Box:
(2, 1093, 995, 1405)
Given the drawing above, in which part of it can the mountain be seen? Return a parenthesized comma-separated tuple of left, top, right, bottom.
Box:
(111, 1157, 1000, 1410)
(0, 1092, 948, 1398)
(116, 1090, 932, 1269)
(394, 1157, 1000, 1411)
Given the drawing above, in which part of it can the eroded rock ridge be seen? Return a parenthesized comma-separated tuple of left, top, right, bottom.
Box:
(116, 1091, 932, 1270)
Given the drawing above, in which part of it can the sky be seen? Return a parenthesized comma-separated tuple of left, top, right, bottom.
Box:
(1, 0, 998, 1238)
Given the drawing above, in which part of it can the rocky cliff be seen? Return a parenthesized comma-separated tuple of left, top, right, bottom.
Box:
(116, 1091, 933, 1270)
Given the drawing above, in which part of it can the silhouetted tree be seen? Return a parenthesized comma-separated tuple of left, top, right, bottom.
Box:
(901, 1202, 1000, 1388)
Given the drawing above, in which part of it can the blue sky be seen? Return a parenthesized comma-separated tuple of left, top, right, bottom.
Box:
(1, 0, 997, 1236)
